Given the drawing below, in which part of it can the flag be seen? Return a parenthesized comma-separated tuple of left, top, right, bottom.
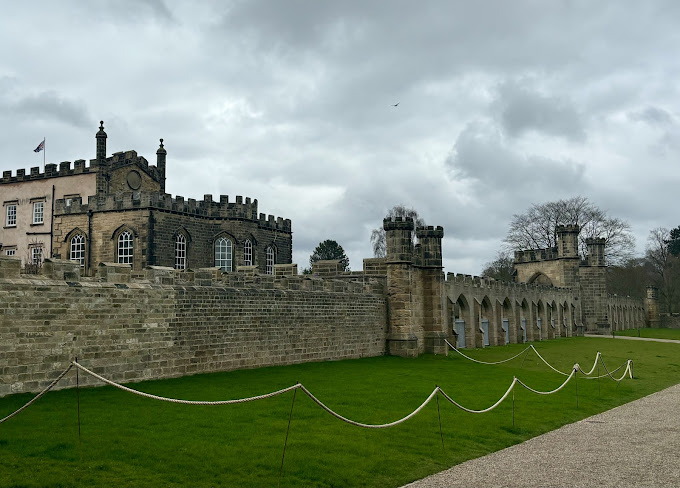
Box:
(34, 139, 45, 153)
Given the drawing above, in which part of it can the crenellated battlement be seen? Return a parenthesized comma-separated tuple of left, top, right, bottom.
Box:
(1, 160, 94, 184)
(514, 247, 559, 263)
(415, 225, 444, 239)
(54, 191, 292, 231)
(0, 258, 377, 295)
(446, 272, 567, 293)
(555, 224, 579, 233)
(383, 216, 415, 230)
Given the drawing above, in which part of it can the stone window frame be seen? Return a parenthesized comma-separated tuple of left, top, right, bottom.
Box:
(5, 202, 17, 227)
(32, 200, 45, 225)
(265, 244, 276, 275)
(64, 228, 88, 268)
(111, 225, 138, 268)
(214, 236, 234, 272)
(4, 247, 16, 256)
(175, 233, 187, 270)
(70, 234, 86, 267)
(30, 245, 43, 265)
(243, 239, 253, 267)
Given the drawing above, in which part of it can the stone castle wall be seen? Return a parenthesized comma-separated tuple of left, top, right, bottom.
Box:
(0, 258, 386, 397)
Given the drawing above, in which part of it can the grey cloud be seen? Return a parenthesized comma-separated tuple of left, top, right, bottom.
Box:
(628, 106, 674, 126)
(9, 92, 90, 129)
(447, 120, 586, 193)
(82, 0, 174, 24)
(493, 81, 586, 141)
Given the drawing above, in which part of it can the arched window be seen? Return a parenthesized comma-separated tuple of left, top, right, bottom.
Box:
(117, 231, 133, 266)
(70, 234, 85, 267)
(266, 245, 276, 275)
(215, 237, 233, 271)
(243, 239, 253, 266)
(175, 234, 187, 270)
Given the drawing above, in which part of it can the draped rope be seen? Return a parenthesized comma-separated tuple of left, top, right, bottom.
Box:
(446, 341, 632, 381)
(72, 362, 299, 405)
(0, 364, 73, 424)
(1, 356, 632, 429)
(445, 340, 532, 365)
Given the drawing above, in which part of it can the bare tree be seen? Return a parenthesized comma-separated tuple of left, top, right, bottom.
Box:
(480, 251, 515, 282)
(646, 227, 680, 313)
(370, 204, 425, 258)
(504, 196, 634, 265)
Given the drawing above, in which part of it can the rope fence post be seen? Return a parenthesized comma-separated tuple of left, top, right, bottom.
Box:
(435, 386, 444, 452)
(279, 384, 298, 488)
(76, 357, 82, 453)
(519, 348, 531, 370)
(597, 360, 600, 397)
(512, 378, 515, 428)
(575, 367, 579, 409)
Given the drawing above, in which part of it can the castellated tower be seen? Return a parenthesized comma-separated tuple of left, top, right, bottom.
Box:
(383, 217, 447, 357)
(414, 226, 447, 355)
(384, 217, 417, 357)
(556, 224, 580, 288)
(580, 237, 609, 331)
(646, 285, 660, 327)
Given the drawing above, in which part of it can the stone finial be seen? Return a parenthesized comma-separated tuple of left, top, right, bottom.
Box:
(96, 120, 108, 162)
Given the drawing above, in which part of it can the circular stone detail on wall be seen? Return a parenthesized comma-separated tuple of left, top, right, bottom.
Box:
(126, 170, 142, 190)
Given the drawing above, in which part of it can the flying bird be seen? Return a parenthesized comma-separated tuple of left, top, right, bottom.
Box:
(392, 102, 399, 107)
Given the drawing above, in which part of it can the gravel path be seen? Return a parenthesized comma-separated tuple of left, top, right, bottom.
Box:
(403, 383, 680, 488)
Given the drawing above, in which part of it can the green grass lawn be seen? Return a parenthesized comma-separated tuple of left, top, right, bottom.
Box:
(616, 327, 680, 340)
(1, 337, 679, 488)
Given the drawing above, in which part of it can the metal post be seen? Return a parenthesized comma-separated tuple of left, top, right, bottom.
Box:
(436, 387, 444, 451)
(575, 370, 579, 409)
(279, 385, 298, 488)
(76, 357, 82, 454)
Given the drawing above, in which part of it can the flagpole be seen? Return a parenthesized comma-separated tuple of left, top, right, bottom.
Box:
(43, 137, 46, 171)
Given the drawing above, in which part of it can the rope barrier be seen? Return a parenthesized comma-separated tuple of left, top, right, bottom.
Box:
(437, 380, 517, 414)
(72, 360, 583, 427)
(298, 384, 439, 429)
(515, 368, 577, 395)
(1, 356, 634, 430)
(0, 364, 73, 424)
(597, 358, 634, 382)
(445, 340, 533, 365)
(71, 361, 300, 405)
(445, 341, 632, 382)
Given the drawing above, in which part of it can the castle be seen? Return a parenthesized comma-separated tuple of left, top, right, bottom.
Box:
(0, 124, 658, 398)
(0, 122, 292, 275)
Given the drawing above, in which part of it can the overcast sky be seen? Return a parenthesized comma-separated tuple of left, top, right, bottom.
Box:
(1, 1, 679, 274)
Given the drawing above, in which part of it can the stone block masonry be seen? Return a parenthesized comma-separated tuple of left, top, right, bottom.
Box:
(0, 275, 386, 397)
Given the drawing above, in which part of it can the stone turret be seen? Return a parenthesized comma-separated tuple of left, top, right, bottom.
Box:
(646, 285, 660, 327)
(556, 225, 579, 258)
(581, 237, 608, 331)
(156, 138, 167, 193)
(415, 226, 443, 268)
(384, 217, 417, 357)
(585, 237, 606, 266)
(414, 226, 447, 355)
(384, 217, 414, 263)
